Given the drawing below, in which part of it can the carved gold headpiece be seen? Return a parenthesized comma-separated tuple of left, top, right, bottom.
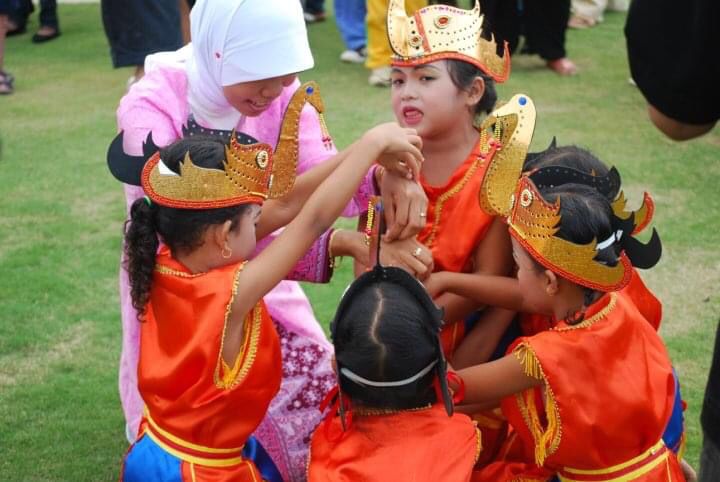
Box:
(477, 94, 537, 216)
(108, 82, 328, 209)
(141, 132, 275, 209)
(387, 0, 510, 82)
(507, 176, 634, 292)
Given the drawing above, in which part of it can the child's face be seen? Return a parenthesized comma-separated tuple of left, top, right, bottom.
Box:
(225, 204, 262, 263)
(222, 74, 298, 117)
(390, 61, 473, 139)
(511, 237, 555, 316)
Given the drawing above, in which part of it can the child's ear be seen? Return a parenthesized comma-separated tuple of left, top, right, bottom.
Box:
(544, 270, 560, 296)
(466, 76, 486, 107)
(211, 220, 234, 250)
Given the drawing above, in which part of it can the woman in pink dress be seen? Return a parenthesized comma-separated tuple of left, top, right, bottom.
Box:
(112, 0, 428, 479)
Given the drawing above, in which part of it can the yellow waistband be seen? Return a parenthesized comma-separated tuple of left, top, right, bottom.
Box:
(558, 440, 669, 482)
(143, 408, 246, 468)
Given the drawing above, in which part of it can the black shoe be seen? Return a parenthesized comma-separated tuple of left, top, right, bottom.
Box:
(32, 29, 61, 43)
(7, 25, 27, 37)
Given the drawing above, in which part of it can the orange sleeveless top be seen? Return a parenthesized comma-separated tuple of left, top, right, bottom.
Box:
(138, 247, 281, 477)
(417, 140, 497, 354)
(308, 403, 481, 482)
(499, 293, 682, 481)
(417, 140, 495, 274)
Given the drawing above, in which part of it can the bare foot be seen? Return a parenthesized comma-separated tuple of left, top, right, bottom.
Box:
(36, 25, 57, 36)
(547, 58, 578, 76)
(568, 15, 596, 29)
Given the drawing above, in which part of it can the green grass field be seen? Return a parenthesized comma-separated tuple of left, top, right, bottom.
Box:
(0, 4, 718, 481)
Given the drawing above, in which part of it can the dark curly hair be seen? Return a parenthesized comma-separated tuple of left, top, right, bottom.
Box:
(124, 136, 250, 320)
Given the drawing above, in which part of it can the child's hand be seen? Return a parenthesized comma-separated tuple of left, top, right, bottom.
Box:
(379, 237, 433, 280)
(424, 272, 449, 298)
(366, 123, 423, 180)
(380, 171, 428, 242)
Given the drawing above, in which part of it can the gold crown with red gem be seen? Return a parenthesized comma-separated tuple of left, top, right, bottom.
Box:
(108, 82, 331, 209)
(387, 0, 510, 82)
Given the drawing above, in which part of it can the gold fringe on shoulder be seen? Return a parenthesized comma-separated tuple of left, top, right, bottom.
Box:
(514, 343, 543, 380)
(474, 423, 483, 464)
(513, 342, 562, 467)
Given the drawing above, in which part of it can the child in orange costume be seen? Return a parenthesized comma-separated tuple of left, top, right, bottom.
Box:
(110, 92, 423, 481)
(373, 0, 515, 360)
(308, 264, 480, 482)
(444, 134, 684, 480)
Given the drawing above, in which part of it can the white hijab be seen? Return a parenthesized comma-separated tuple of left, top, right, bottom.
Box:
(147, 0, 314, 130)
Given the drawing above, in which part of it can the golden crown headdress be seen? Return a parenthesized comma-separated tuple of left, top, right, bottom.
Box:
(387, 0, 510, 82)
(477, 93, 537, 216)
(476, 118, 661, 291)
(508, 176, 635, 292)
(107, 81, 328, 209)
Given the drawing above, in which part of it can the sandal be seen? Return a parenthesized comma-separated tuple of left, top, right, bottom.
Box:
(6, 18, 27, 37)
(0, 71, 15, 95)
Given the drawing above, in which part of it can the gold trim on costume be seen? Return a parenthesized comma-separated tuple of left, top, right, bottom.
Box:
(144, 409, 245, 454)
(558, 440, 670, 482)
(144, 429, 246, 467)
(512, 342, 562, 467)
(424, 154, 486, 248)
(564, 440, 665, 475)
(214, 265, 263, 389)
(554, 293, 617, 331)
(474, 424, 483, 464)
(155, 264, 205, 278)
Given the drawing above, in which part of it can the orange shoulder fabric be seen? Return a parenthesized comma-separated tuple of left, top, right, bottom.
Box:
(500, 293, 678, 478)
(139, 247, 282, 452)
(417, 140, 495, 274)
(309, 404, 480, 482)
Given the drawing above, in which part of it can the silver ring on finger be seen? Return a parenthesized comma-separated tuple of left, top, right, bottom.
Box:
(412, 247, 423, 258)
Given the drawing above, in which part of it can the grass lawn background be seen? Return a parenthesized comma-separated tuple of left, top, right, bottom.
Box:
(0, 4, 718, 480)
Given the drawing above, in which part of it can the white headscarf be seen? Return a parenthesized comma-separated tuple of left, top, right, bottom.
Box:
(185, 0, 314, 129)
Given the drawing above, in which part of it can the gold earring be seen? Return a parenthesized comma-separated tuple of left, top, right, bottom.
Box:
(221, 245, 232, 259)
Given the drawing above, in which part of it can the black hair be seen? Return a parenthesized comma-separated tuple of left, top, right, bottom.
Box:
(333, 279, 442, 411)
(535, 183, 618, 307)
(446, 59, 498, 117)
(124, 136, 250, 319)
(524, 144, 609, 178)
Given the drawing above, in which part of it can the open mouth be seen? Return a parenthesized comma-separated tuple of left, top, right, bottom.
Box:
(402, 106, 423, 125)
(247, 100, 271, 114)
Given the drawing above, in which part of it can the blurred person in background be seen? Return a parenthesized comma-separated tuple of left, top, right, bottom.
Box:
(303, 0, 326, 23)
(101, 0, 186, 89)
(0, 0, 13, 94)
(334, 0, 366, 64)
(480, 0, 577, 75)
(6, 0, 60, 42)
(366, 0, 426, 86)
(568, 0, 628, 29)
(626, 0, 718, 141)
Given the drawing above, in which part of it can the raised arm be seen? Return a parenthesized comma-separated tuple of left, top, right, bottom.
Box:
(232, 124, 422, 321)
(254, 140, 357, 240)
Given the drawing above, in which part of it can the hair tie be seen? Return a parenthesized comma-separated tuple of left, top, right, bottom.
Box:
(143, 196, 152, 207)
